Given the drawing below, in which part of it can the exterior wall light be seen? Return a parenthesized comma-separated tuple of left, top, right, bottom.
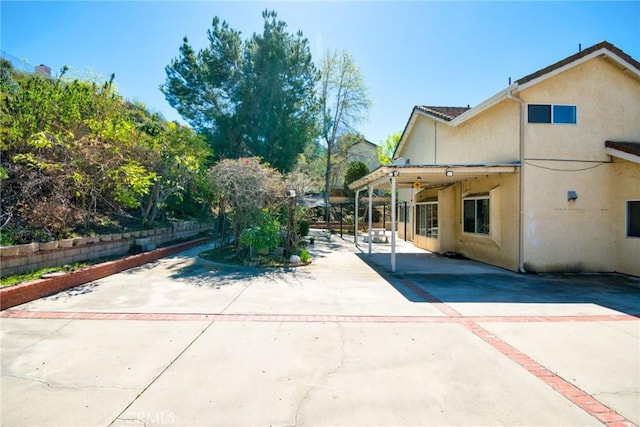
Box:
(568, 190, 578, 201)
(445, 169, 454, 177)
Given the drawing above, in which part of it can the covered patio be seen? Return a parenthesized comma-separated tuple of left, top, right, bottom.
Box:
(348, 164, 519, 272)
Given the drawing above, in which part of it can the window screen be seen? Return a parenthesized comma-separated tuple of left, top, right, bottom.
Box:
(553, 105, 577, 124)
(528, 104, 551, 123)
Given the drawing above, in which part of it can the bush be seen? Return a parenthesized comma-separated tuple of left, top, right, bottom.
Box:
(239, 209, 280, 258)
(299, 249, 311, 263)
(298, 220, 309, 237)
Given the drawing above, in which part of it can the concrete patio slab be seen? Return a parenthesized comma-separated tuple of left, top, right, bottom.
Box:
(481, 320, 640, 425)
(114, 321, 598, 427)
(1, 230, 639, 427)
(1, 319, 209, 426)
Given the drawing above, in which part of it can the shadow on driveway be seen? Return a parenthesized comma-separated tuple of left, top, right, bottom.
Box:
(358, 252, 640, 316)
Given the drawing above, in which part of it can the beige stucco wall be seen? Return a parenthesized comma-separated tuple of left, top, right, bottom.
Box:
(395, 54, 639, 275)
(398, 102, 520, 166)
(435, 101, 520, 165)
(522, 57, 640, 161)
(399, 118, 436, 165)
(410, 173, 520, 271)
(612, 159, 640, 276)
(519, 56, 640, 274)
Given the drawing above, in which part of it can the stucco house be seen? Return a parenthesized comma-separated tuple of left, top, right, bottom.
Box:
(349, 41, 640, 276)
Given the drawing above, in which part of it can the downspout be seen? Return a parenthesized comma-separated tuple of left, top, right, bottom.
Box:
(507, 86, 527, 273)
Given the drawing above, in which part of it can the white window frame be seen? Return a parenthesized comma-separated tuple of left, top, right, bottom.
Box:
(463, 195, 490, 235)
(527, 103, 577, 125)
(415, 201, 438, 238)
(626, 199, 640, 238)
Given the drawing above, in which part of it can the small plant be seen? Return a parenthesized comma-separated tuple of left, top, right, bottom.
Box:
(298, 220, 309, 237)
(240, 209, 280, 259)
(299, 249, 311, 263)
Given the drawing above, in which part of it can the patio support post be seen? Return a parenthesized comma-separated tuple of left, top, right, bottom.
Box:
(354, 190, 360, 245)
(404, 201, 408, 242)
(368, 185, 373, 255)
(391, 172, 398, 272)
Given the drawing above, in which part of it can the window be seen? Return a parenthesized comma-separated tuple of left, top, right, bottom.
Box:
(528, 104, 551, 123)
(553, 105, 577, 124)
(398, 203, 411, 224)
(528, 104, 576, 124)
(463, 195, 490, 235)
(627, 201, 640, 238)
(415, 202, 438, 238)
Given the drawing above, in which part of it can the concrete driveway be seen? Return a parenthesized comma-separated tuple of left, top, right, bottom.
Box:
(1, 231, 638, 426)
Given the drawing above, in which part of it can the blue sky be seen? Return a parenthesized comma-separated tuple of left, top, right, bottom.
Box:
(2, 1, 639, 146)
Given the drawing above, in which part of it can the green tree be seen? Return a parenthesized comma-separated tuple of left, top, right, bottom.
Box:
(318, 50, 371, 224)
(209, 157, 285, 250)
(0, 64, 214, 241)
(162, 10, 318, 172)
(343, 161, 369, 197)
(378, 131, 402, 165)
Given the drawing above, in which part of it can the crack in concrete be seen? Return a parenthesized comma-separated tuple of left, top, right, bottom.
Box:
(591, 390, 639, 396)
(291, 322, 347, 427)
(105, 268, 252, 427)
(8, 319, 73, 354)
(2, 373, 138, 391)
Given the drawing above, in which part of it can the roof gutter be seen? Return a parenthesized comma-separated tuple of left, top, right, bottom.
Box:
(506, 86, 527, 273)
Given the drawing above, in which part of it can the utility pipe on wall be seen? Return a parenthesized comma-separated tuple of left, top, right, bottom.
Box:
(507, 87, 527, 273)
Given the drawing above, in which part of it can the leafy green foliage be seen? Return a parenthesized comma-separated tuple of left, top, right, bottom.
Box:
(0, 63, 213, 241)
(209, 157, 285, 250)
(318, 50, 371, 221)
(298, 249, 311, 263)
(162, 10, 319, 172)
(378, 131, 402, 165)
(240, 209, 281, 258)
(298, 220, 309, 237)
(343, 161, 370, 197)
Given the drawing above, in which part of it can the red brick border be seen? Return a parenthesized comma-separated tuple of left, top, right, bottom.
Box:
(1, 310, 636, 324)
(0, 237, 211, 311)
(399, 275, 638, 427)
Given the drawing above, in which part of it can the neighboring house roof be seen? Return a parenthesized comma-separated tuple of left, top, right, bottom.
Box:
(415, 106, 471, 122)
(605, 141, 640, 164)
(349, 138, 377, 148)
(394, 41, 640, 160)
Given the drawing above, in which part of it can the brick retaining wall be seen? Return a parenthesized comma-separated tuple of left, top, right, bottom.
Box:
(0, 236, 212, 310)
(0, 221, 211, 278)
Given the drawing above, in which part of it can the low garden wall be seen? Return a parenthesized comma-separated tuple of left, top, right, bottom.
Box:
(0, 221, 211, 278)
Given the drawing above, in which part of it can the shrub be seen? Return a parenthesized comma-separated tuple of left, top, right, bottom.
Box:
(299, 249, 311, 263)
(239, 209, 280, 259)
(298, 220, 309, 237)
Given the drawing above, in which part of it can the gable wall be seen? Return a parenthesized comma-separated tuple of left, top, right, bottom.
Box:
(398, 101, 520, 166)
(520, 56, 640, 273)
(520, 56, 640, 160)
(435, 101, 520, 165)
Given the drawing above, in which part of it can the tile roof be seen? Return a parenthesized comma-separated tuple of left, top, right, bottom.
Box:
(415, 106, 471, 122)
(605, 141, 640, 157)
(516, 41, 640, 86)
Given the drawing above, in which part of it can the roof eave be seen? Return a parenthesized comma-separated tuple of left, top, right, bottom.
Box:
(516, 48, 640, 92)
(606, 147, 640, 164)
